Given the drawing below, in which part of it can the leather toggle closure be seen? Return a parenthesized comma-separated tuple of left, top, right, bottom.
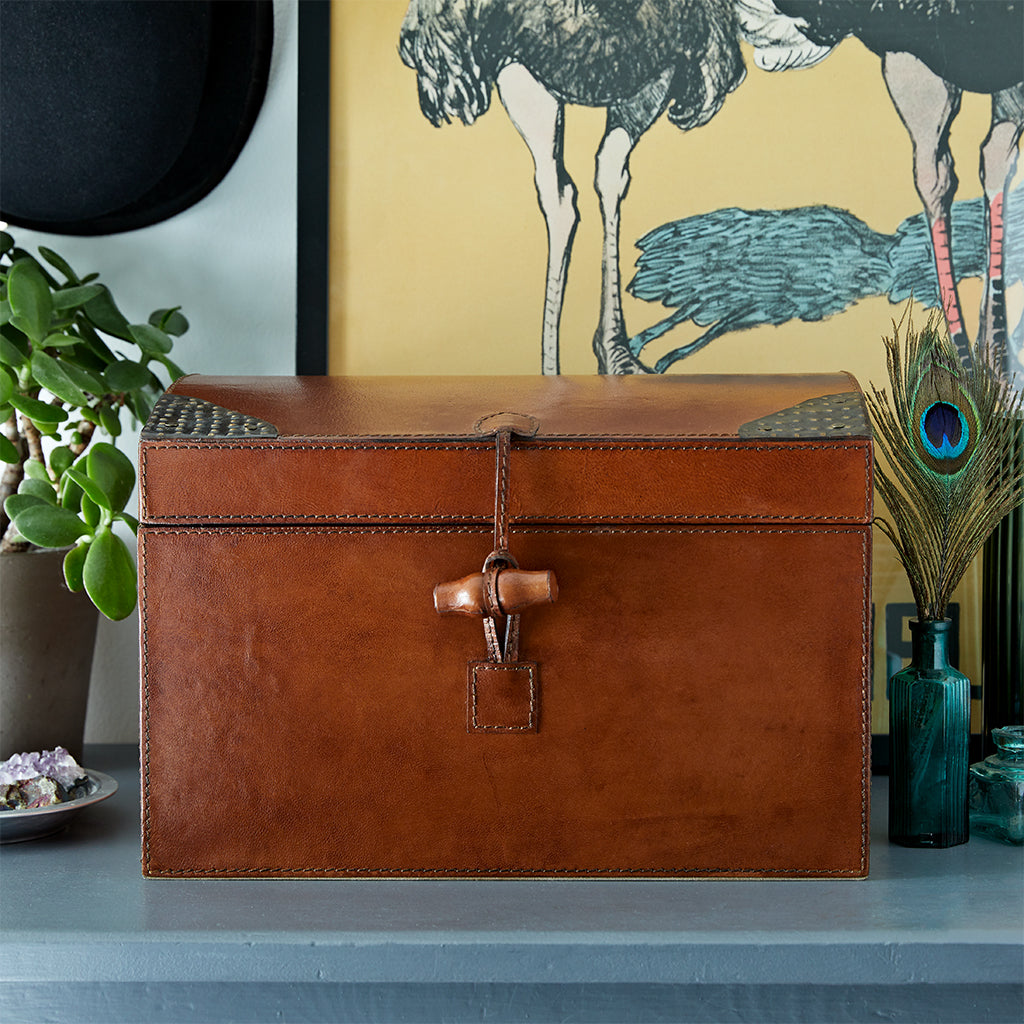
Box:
(433, 562, 558, 618)
(434, 419, 556, 733)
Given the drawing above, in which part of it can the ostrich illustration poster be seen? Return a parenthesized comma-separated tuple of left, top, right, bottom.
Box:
(328, 1, 1023, 732)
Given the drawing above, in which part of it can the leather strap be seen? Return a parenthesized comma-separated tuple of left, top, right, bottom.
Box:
(482, 610, 520, 664)
(493, 428, 512, 558)
(433, 412, 558, 728)
(480, 548, 520, 662)
(484, 430, 521, 662)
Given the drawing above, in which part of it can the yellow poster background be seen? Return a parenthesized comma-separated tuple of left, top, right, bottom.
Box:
(329, 0, 1022, 734)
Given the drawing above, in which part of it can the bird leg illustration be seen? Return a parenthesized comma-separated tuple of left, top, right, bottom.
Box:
(979, 86, 1024, 375)
(497, 64, 656, 375)
(496, 64, 579, 376)
(882, 51, 972, 367)
(400, 0, 742, 375)
(593, 125, 637, 373)
(591, 79, 673, 375)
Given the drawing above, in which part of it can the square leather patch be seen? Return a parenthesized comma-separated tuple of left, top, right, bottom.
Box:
(468, 662, 538, 733)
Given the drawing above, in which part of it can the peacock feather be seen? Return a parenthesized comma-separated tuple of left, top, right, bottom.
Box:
(866, 309, 1024, 622)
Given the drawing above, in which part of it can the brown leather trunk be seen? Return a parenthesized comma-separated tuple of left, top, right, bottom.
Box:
(138, 374, 872, 878)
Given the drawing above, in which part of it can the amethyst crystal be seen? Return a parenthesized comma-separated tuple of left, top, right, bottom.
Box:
(0, 747, 90, 810)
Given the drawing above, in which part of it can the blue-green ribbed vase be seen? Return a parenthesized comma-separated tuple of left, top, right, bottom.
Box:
(889, 618, 970, 848)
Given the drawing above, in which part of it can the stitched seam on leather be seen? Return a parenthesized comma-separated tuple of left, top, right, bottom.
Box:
(144, 865, 866, 877)
(140, 525, 868, 536)
(141, 522, 869, 877)
(141, 441, 868, 451)
(285, 431, 868, 440)
(860, 439, 871, 521)
(470, 663, 536, 731)
(858, 529, 870, 874)
(140, 444, 871, 523)
(140, 531, 152, 875)
(140, 444, 148, 521)
(496, 431, 510, 552)
(143, 512, 868, 524)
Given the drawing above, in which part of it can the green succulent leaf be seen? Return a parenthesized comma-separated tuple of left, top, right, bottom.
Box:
(0, 327, 30, 366)
(9, 393, 69, 425)
(126, 389, 154, 424)
(62, 466, 111, 511)
(83, 287, 132, 341)
(6, 261, 52, 343)
(18, 476, 57, 505)
(83, 526, 137, 620)
(40, 331, 81, 348)
(0, 367, 14, 405)
(117, 511, 140, 535)
(30, 350, 90, 406)
(11, 503, 90, 548)
(60, 359, 108, 397)
(23, 457, 50, 482)
(86, 442, 135, 513)
(4, 492, 45, 519)
(98, 404, 122, 437)
(157, 355, 185, 382)
(51, 284, 104, 311)
(60, 474, 83, 512)
(0, 432, 19, 463)
(74, 318, 118, 361)
(37, 247, 80, 284)
(0, 300, 11, 326)
(63, 543, 88, 592)
(149, 307, 189, 337)
(50, 445, 75, 477)
(80, 492, 101, 529)
(128, 323, 173, 356)
(104, 360, 152, 392)
(0, 232, 14, 255)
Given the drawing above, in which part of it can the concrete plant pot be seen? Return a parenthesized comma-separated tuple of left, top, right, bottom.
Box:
(1, 549, 99, 761)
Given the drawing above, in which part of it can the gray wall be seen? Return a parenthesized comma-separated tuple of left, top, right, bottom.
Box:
(11, 0, 299, 744)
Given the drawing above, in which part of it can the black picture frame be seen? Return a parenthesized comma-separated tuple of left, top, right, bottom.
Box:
(296, 0, 330, 375)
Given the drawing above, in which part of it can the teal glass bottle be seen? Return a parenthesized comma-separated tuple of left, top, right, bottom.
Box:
(969, 726, 1024, 845)
(889, 618, 970, 847)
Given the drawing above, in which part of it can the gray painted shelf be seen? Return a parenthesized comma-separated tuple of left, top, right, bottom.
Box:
(2, 745, 1021, 1023)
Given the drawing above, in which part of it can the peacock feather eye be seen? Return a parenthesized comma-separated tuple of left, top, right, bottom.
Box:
(920, 401, 969, 459)
(910, 364, 979, 475)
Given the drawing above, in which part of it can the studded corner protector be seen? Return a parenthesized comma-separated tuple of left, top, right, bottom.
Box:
(141, 393, 279, 439)
(738, 392, 869, 439)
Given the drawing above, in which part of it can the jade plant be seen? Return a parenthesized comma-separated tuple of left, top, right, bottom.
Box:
(0, 231, 187, 620)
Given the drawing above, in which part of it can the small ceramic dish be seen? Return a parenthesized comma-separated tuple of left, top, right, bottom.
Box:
(0, 770, 118, 844)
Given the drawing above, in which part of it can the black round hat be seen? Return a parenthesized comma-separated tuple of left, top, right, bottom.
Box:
(0, 0, 273, 236)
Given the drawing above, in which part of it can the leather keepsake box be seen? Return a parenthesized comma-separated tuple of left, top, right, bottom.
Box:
(139, 374, 872, 878)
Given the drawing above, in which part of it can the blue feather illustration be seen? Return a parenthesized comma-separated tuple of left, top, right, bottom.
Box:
(627, 191, 1022, 373)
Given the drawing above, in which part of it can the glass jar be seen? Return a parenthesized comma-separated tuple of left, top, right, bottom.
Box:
(969, 725, 1024, 845)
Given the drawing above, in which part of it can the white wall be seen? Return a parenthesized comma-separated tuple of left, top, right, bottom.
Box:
(12, 0, 299, 744)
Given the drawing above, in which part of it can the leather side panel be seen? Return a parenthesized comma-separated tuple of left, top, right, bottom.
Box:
(139, 439, 871, 525)
(140, 524, 870, 878)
